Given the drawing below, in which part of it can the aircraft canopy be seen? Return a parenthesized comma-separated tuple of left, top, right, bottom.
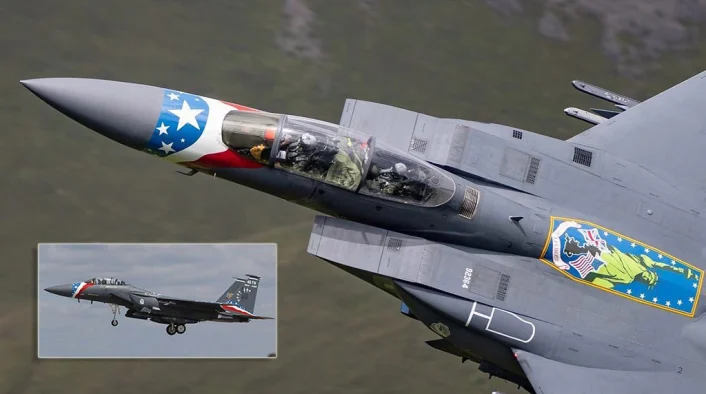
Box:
(221, 111, 455, 207)
(85, 277, 126, 285)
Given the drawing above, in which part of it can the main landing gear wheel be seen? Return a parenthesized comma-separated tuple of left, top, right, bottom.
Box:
(166, 324, 177, 336)
(176, 324, 186, 334)
(111, 319, 118, 327)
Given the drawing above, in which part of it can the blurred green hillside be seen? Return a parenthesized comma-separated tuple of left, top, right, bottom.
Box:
(2, 1, 706, 393)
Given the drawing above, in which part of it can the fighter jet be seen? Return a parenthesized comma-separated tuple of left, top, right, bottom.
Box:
(44, 275, 272, 335)
(22, 71, 706, 393)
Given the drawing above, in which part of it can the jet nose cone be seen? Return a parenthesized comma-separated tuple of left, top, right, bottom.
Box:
(21, 78, 163, 150)
(44, 284, 73, 297)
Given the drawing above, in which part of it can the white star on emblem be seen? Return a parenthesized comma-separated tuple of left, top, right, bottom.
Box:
(693, 283, 698, 288)
(603, 231, 608, 236)
(617, 237, 623, 242)
(671, 260, 676, 266)
(652, 297, 658, 303)
(169, 101, 204, 131)
(631, 242, 636, 248)
(627, 289, 632, 295)
(689, 297, 694, 303)
(657, 254, 663, 259)
(195, 98, 200, 101)
(156, 122, 169, 136)
(158, 141, 175, 155)
(644, 248, 650, 254)
(666, 301, 671, 307)
(678, 300, 683, 306)
(640, 293, 645, 299)
(181, 138, 185, 143)
(168, 93, 180, 101)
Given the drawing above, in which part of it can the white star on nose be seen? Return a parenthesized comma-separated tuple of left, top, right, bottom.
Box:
(159, 141, 175, 155)
(169, 101, 203, 131)
(168, 93, 180, 101)
(156, 122, 169, 136)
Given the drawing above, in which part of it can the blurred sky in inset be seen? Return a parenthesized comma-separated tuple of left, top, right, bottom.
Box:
(38, 243, 276, 358)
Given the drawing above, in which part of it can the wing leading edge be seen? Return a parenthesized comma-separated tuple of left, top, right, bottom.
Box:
(568, 70, 706, 196)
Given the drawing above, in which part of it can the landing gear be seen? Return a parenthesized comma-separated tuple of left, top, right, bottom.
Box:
(109, 304, 120, 326)
(176, 324, 186, 334)
(166, 324, 177, 336)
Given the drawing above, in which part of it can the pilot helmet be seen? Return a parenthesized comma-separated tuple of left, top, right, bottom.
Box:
(301, 133, 317, 146)
(394, 163, 408, 174)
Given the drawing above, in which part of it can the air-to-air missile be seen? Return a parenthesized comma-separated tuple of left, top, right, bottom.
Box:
(563, 80, 644, 126)
(563, 107, 607, 125)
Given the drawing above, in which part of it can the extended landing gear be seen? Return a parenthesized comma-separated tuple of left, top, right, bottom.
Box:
(109, 304, 120, 327)
(166, 323, 186, 336)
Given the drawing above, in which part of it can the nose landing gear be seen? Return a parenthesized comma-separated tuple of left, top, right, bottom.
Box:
(109, 304, 120, 327)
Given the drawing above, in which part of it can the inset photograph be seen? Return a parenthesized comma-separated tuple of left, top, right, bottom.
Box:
(37, 243, 277, 358)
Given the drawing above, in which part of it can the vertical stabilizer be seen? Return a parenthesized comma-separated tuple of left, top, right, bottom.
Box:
(216, 277, 247, 304)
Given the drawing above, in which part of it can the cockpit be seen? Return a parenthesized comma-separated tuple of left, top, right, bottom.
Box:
(85, 277, 126, 286)
(222, 111, 455, 207)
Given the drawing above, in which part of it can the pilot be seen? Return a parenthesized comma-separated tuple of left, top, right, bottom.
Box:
(366, 162, 409, 196)
(279, 133, 340, 177)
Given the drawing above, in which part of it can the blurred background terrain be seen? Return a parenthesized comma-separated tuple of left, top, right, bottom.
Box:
(2, 0, 706, 393)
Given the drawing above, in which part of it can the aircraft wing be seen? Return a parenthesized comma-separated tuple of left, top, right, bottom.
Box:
(154, 296, 222, 312)
(567, 70, 706, 195)
(157, 296, 273, 319)
(513, 349, 697, 394)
